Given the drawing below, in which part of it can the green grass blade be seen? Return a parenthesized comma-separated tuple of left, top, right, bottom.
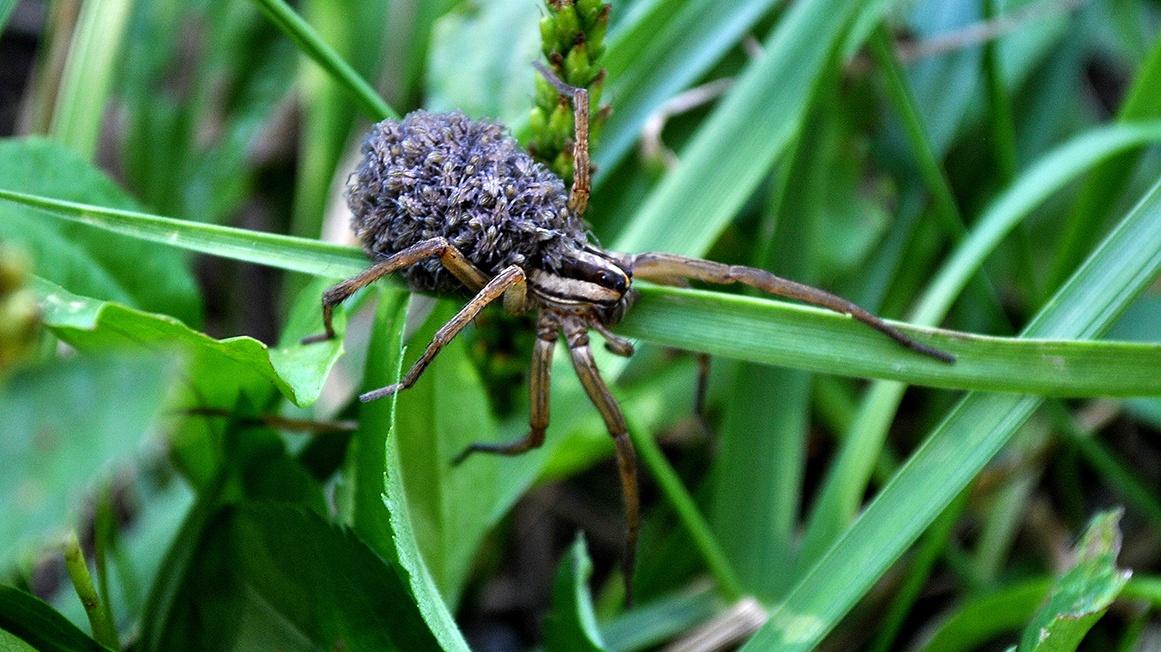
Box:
(0, 1, 16, 31)
(593, 0, 780, 179)
(0, 189, 368, 278)
(612, 0, 863, 255)
(4, 189, 1160, 397)
(289, 0, 390, 242)
(921, 579, 1052, 652)
(629, 413, 745, 601)
(248, 0, 395, 121)
(798, 121, 1161, 566)
(49, 0, 135, 159)
(543, 535, 609, 652)
(740, 178, 1161, 651)
(621, 286, 1161, 397)
(1047, 30, 1161, 293)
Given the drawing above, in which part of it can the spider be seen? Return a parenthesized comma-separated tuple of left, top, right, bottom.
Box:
(304, 63, 954, 602)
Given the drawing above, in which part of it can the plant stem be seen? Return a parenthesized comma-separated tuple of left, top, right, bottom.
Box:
(628, 418, 745, 601)
(64, 530, 120, 651)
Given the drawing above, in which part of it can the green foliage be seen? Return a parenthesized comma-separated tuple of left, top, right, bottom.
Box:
(1018, 510, 1129, 652)
(543, 535, 608, 651)
(0, 355, 171, 571)
(3, 0, 1161, 649)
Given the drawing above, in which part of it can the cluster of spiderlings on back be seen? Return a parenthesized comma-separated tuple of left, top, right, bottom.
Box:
(346, 111, 588, 294)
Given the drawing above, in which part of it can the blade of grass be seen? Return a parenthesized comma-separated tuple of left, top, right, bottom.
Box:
(0, 1, 16, 30)
(628, 413, 745, 601)
(612, 0, 864, 255)
(741, 177, 1161, 650)
(289, 0, 389, 241)
(592, 0, 780, 180)
(0, 189, 368, 278)
(1047, 30, 1161, 294)
(4, 189, 1161, 397)
(711, 85, 828, 599)
(798, 120, 1161, 566)
(49, 0, 135, 159)
(248, 0, 395, 121)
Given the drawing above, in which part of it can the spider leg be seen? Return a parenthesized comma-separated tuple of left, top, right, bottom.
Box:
(453, 311, 557, 464)
(360, 265, 527, 402)
(534, 62, 591, 218)
(629, 252, 955, 364)
(590, 320, 634, 357)
(301, 237, 490, 344)
(563, 316, 639, 606)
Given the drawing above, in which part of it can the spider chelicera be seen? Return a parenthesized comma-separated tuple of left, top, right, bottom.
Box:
(303, 62, 954, 602)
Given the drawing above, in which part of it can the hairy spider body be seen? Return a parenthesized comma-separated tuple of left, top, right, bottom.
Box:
(305, 64, 953, 604)
(347, 111, 587, 294)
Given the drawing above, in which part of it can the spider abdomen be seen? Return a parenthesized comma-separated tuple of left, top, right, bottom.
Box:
(347, 111, 586, 294)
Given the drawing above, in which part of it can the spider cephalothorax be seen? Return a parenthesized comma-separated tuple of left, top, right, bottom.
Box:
(304, 64, 953, 603)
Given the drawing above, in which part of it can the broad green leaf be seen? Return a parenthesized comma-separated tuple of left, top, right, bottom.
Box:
(375, 297, 471, 651)
(543, 535, 608, 652)
(613, 0, 864, 255)
(148, 503, 442, 651)
(0, 586, 108, 652)
(391, 300, 526, 608)
(33, 278, 343, 408)
(741, 176, 1161, 650)
(1018, 510, 1130, 652)
(0, 139, 200, 325)
(0, 355, 171, 571)
(346, 289, 407, 560)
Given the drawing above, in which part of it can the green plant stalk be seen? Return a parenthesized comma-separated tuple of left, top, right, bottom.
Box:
(63, 530, 119, 650)
(742, 178, 1161, 651)
(628, 414, 745, 601)
(5, 189, 1161, 398)
(248, 0, 395, 121)
(49, 0, 134, 160)
(797, 121, 1161, 567)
